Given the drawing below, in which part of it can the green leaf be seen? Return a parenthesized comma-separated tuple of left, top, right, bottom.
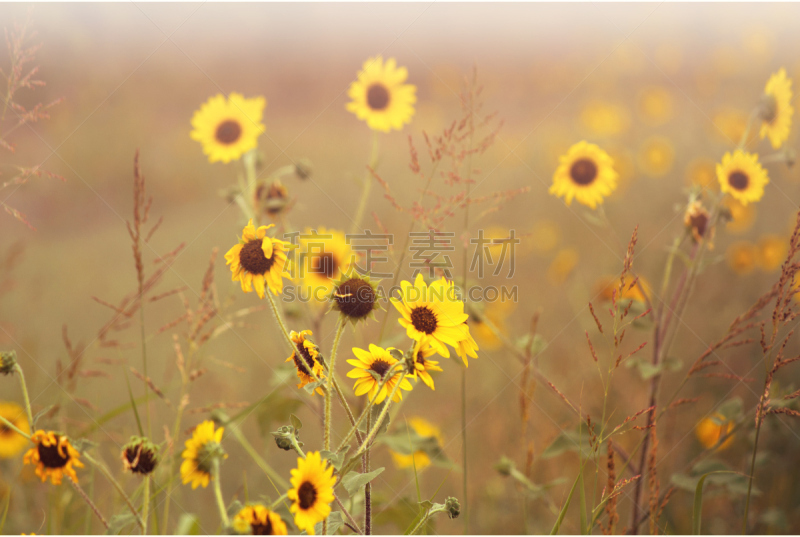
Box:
(341, 468, 385, 497)
(320, 449, 347, 471)
(693, 471, 736, 534)
(175, 513, 201, 535)
(227, 499, 244, 518)
(717, 397, 744, 421)
(290, 414, 303, 432)
(550, 467, 583, 535)
(541, 428, 591, 460)
(314, 511, 343, 535)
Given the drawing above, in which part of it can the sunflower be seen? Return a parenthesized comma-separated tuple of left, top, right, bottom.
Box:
(455, 325, 479, 367)
(121, 436, 159, 476)
(296, 228, 356, 303)
(684, 201, 712, 244)
(180, 420, 226, 490)
(287, 451, 337, 535)
(637, 86, 674, 126)
(759, 68, 794, 149)
(346, 56, 416, 132)
(346, 344, 413, 404)
(722, 197, 756, 234)
(190, 93, 266, 164)
(695, 413, 734, 450)
(390, 417, 444, 471)
(330, 272, 381, 326)
(726, 241, 758, 275)
(469, 299, 515, 350)
(391, 274, 470, 358)
(547, 248, 579, 285)
(594, 275, 651, 304)
(638, 136, 674, 178)
(232, 504, 288, 535)
(549, 141, 618, 209)
(23, 430, 84, 485)
(410, 340, 443, 389)
(757, 234, 788, 272)
(226, 220, 291, 298)
(716, 150, 769, 206)
(286, 330, 325, 395)
(580, 100, 630, 137)
(0, 402, 29, 459)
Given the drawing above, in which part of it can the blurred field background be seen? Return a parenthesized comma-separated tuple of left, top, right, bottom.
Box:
(2, 2, 800, 534)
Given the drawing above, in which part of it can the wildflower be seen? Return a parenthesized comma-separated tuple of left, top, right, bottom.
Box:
(580, 100, 630, 137)
(721, 197, 756, 234)
(225, 220, 291, 298)
(547, 248, 579, 285)
(23, 430, 84, 485)
(638, 136, 674, 178)
(684, 201, 711, 243)
(469, 299, 515, 350)
(121, 436, 159, 476)
(454, 325, 479, 367)
(347, 344, 413, 404)
(287, 451, 336, 535)
(726, 241, 758, 275)
(391, 274, 471, 358)
(756, 234, 788, 272)
(529, 220, 561, 255)
(717, 150, 769, 205)
(759, 68, 794, 149)
(712, 108, 749, 143)
(594, 275, 651, 303)
(0, 350, 17, 375)
(232, 504, 288, 535)
(0, 402, 30, 459)
(686, 158, 717, 189)
(409, 340, 443, 389)
(190, 93, 266, 163)
(637, 86, 673, 126)
(330, 273, 380, 325)
(297, 228, 356, 302)
(286, 330, 325, 395)
(445, 497, 461, 519)
(346, 55, 416, 132)
(695, 413, 734, 450)
(180, 420, 227, 489)
(390, 417, 443, 470)
(549, 141, 618, 209)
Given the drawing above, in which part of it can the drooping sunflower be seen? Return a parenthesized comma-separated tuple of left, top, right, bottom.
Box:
(346, 56, 416, 132)
(347, 344, 413, 404)
(390, 417, 444, 471)
(296, 228, 356, 303)
(232, 504, 288, 535)
(287, 451, 336, 535)
(716, 150, 769, 206)
(190, 93, 266, 163)
(330, 272, 381, 326)
(759, 68, 794, 149)
(549, 141, 618, 209)
(180, 420, 226, 490)
(286, 330, 325, 395)
(409, 340, 443, 390)
(226, 220, 291, 298)
(391, 274, 470, 358)
(695, 413, 734, 450)
(23, 430, 84, 485)
(0, 402, 30, 459)
(121, 436, 159, 476)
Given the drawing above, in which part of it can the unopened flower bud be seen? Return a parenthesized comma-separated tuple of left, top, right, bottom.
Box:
(0, 350, 17, 375)
(445, 497, 461, 519)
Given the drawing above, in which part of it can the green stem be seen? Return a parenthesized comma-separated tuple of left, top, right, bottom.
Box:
(365, 411, 372, 535)
(13, 363, 33, 426)
(230, 426, 290, 490)
(266, 290, 295, 351)
(409, 507, 446, 535)
(350, 132, 380, 235)
(0, 415, 30, 438)
(83, 452, 144, 530)
(354, 372, 406, 459)
(743, 382, 767, 533)
(325, 320, 346, 452)
(142, 475, 150, 535)
(212, 459, 230, 529)
(70, 478, 110, 531)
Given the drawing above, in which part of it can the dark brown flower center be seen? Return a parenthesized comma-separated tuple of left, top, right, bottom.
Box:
(689, 213, 709, 238)
(293, 342, 317, 377)
(570, 158, 598, 186)
(369, 359, 391, 378)
(309, 252, 337, 279)
(251, 514, 274, 535)
(366, 83, 390, 111)
(38, 438, 69, 469)
(335, 278, 376, 319)
(0, 422, 10, 436)
(728, 171, 749, 191)
(239, 240, 275, 275)
(415, 351, 425, 366)
(215, 119, 243, 145)
(298, 481, 318, 510)
(124, 445, 157, 475)
(410, 306, 438, 334)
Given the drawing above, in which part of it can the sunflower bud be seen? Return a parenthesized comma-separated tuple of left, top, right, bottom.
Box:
(445, 497, 461, 519)
(121, 436, 159, 476)
(295, 158, 313, 180)
(0, 350, 17, 375)
(272, 425, 302, 453)
(330, 273, 381, 326)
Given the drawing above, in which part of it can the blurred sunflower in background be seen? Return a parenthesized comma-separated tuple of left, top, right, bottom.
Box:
(190, 93, 266, 163)
(759, 68, 794, 149)
(549, 141, 618, 209)
(726, 241, 758, 275)
(226, 220, 291, 299)
(638, 136, 675, 178)
(717, 150, 769, 205)
(288, 452, 336, 535)
(637, 86, 674, 126)
(390, 417, 444, 470)
(347, 56, 416, 132)
(580, 100, 630, 137)
(23, 431, 84, 485)
(232, 504, 287, 535)
(757, 234, 788, 272)
(0, 402, 29, 459)
(695, 413, 735, 450)
(347, 344, 413, 403)
(722, 197, 757, 234)
(180, 420, 226, 490)
(297, 228, 355, 302)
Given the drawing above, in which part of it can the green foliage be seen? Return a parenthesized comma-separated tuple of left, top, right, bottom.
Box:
(672, 459, 757, 498)
(313, 511, 343, 535)
(255, 392, 303, 436)
(626, 355, 682, 380)
(175, 513, 201, 535)
(541, 427, 592, 460)
(341, 468, 385, 497)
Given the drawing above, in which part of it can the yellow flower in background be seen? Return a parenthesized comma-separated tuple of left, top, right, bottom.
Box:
(232, 504, 288, 535)
(743, 27, 775, 65)
(347, 345, 413, 404)
(529, 219, 562, 256)
(180, 420, 226, 489)
(410, 340, 443, 390)
(549, 141, 618, 209)
(547, 248, 579, 285)
(717, 150, 769, 205)
(606, 146, 635, 197)
(226, 220, 291, 298)
(638, 136, 674, 178)
(722, 197, 756, 235)
(757, 234, 788, 272)
(759, 68, 794, 149)
(695, 413, 734, 450)
(712, 108, 749, 143)
(286, 330, 325, 395)
(288, 452, 336, 535)
(0, 402, 30, 459)
(637, 86, 674, 126)
(190, 93, 266, 163)
(726, 241, 758, 275)
(391, 274, 471, 359)
(23, 431, 84, 485)
(390, 417, 443, 471)
(297, 228, 356, 302)
(685, 158, 717, 190)
(470, 299, 515, 350)
(594, 275, 651, 304)
(580, 100, 630, 137)
(347, 56, 416, 132)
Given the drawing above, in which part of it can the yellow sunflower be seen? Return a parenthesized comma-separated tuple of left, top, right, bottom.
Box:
(390, 417, 444, 471)
(722, 197, 756, 234)
(287, 451, 336, 535)
(286, 330, 325, 395)
(759, 68, 794, 149)
(23, 430, 84, 485)
(638, 136, 675, 178)
(226, 220, 291, 298)
(470, 299, 515, 351)
(549, 141, 618, 209)
(410, 340, 443, 390)
(190, 93, 266, 164)
(232, 504, 288, 535)
(0, 401, 30, 459)
(296, 228, 356, 303)
(716, 150, 769, 206)
(455, 325, 479, 367)
(347, 344, 414, 404)
(757, 234, 788, 272)
(726, 241, 758, 275)
(695, 413, 734, 451)
(346, 56, 416, 132)
(391, 274, 471, 358)
(180, 420, 226, 490)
